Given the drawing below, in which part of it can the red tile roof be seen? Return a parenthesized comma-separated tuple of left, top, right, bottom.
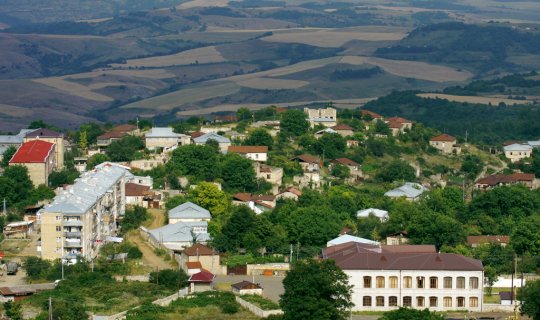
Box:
(112, 124, 137, 132)
(467, 235, 510, 245)
(293, 154, 319, 164)
(9, 140, 55, 164)
(228, 146, 268, 154)
(233, 193, 275, 202)
(233, 192, 252, 202)
(361, 110, 382, 119)
(332, 124, 354, 131)
(430, 134, 456, 142)
(98, 131, 127, 140)
(25, 128, 63, 138)
(189, 270, 215, 282)
(476, 173, 535, 186)
(231, 280, 262, 290)
(214, 115, 238, 122)
(183, 243, 215, 256)
(331, 157, 359, 166)
(324, 242, 482, 271)
(186, 261, 202, 269)
(190, 131, 204, 138)
(386, 116, 411, 124)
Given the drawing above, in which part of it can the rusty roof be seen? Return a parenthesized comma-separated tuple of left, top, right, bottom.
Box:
(231, 280, 262, 290)
(183, 243, 216, 256)
(476, 173, 535, 186)
(125, 183, 151, 196)
(467, 235, 510, 245)
(430, 134, 456, 142)
(331, 157, 359, 166)
(228, 146, 268, 154)
(293, 154, 319, 164)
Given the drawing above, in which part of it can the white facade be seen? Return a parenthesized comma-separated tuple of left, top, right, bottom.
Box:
(347, 269, 483, 312)
(503, 143, 533, 163)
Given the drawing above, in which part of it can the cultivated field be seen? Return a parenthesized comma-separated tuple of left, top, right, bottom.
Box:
(32, 77, 114, 102)
(0, 104, 33, 117)
(235, 78, 309, 90)
(418, 93, 533, 105)
(122, 82, 241, 111)
(111, 46, 226, 68)
(340, 56, 473, 82)
(262, 27, 407, 47)
(177, 0, 229, 9)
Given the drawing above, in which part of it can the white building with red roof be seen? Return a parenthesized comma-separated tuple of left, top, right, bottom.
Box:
(9, 140, 56, 186)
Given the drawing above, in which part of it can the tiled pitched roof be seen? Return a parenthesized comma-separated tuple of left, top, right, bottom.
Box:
(293, 154, 319, 164)
(430, 134, 456, 142)
(331, 157, 359, 166)
(231, 281, 262, 290)
(25, 128, 63, 138)
(112, 124, 137, 132)
(186, 261, 202, 269)
(361, 110, 382, 119)
(125, 183, 151, 196)
(188, 270, 215, 282)
(98, 131, 127, 140)
(9, 140, 55, 163)
(228, 146, 268, 154)
(467, 235, 510, 245)
(332, 124, 354, 131)
(183, 243, 215, 256)
(476, 173, 535, 186)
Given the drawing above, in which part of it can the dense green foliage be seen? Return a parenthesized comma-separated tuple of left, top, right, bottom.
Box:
(281, 259, 353, 320)
(378, 308, 445, 320)
(520, 280, 540, 320)
(1, 145, 17, 168)
(121, 206, 149, 233)
(149, 269, 189, 290)
(106, 136, 145, 162)
(280, 109, 310, 138)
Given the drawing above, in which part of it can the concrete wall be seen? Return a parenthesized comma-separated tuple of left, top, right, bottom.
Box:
(235, 296, 283, 318)
(145, 137, 178, 150)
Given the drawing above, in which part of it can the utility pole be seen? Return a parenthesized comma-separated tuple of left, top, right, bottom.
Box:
(48, 296, 52, 320)
(2, 198, 6, 215)
(289, 244, 293, 263)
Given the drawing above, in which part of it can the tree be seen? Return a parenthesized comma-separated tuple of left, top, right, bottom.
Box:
(315, 134, 346, 160)
(244, 128, 273, 149)
(78, 129, 88, 150)
(408, 212, 465, 251)
(121, 206, 149, 233)
(168, 145, 220, 182)
(280, 109, 309, 137)
(86, 153, 110, 170)
(24, 257, 52, 281)
(284, 206, 343, 247)
(48, 168, 80, 188)
(511, 216, 540, 255)
(215, 205, 257, 251)
(331, 164, 350, 180)
(236, 107, 253, 122)
(4, 301, 23, 320)
(1, 145, 17, 168)
(220, 153, 256, 192)
(461, 154, 483, 179)
(378, 308, 444, 320)
(3, 165, 33, 201)
(376, 160, 416, 182)
(484, 265, 498, 295)
(149, 269, 189, 290)
(374, 119, 391, 135)
(106, 136, 144, 162)
(281, 259, 353, 320)
(520, 280, 540, 320)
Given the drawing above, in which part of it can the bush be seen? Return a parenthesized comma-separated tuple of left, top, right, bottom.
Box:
(127, 246, 143, 259)
(149, 269, 189, 290)
(221, 301, 239, 314)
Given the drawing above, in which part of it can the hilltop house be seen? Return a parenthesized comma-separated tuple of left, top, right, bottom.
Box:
(332, 124, 354, 137)
(231, 281, 263, 295)
(503, 143, 533, 163)
(467, 235, 509, 248)
(24, 128, 65, 169)
(386, 117, 413, 136)
(193, 132, 231, 153)
(357, 208, 389, 222)
(145, 127, 190, 151)
(330, 157, 362, 182)
(304, 107, 337, 128)
(430, 134, 461, 155)
(168, 202, 211, 224)
(386, 231, 410, 245)
(233, 193, 276, 214)
(276, 187, 302, 201)
(255, 163, 283, 194)
(314, 128, 337, 139)
(385, 183, 428, 201)
(228, 146, 268, 162)
(324, 242, 484, 312)
(97, 131, 127, 148)
(9, 140, 56, 186)
(361, 110, 383, 122)
(292, 154, 321, 172)
(475, 173, 537, 190)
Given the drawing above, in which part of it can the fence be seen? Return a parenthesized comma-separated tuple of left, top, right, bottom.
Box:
(235, 296, 283, 318)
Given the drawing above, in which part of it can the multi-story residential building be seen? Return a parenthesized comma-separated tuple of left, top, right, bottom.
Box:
(24, 128, 65, 169)
(324, 242, 484, 312)
(9, 140, 56, 186)
(40, 163, 130, 261)
(304, 107, 337, 128)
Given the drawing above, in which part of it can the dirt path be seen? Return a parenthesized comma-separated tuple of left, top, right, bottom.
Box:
(127, 231, 173, 271)
(144, 208, 166, 229)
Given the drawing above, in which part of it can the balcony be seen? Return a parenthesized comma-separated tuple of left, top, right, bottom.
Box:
(63, 220, 83, 227)
(64, 231, 82, 238)
(64, 240, 82, 248)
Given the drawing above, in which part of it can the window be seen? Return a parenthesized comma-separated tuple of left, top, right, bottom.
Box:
(389, 296, 397, 307)
(55, 247, 61, 253)
(429, 297, 438, 307)
(443, 297, 452, 308)
(56, 226, 61, 232)
(457, 297, 465, 308)
(389, 276, 398, 288)
(444, 277, 452, 289)
(417, 276, 425, 288)
(457, 277, 465, 289)
(56, 237, 61, 243)
(363, 296, 372, 307)
(376, 296, 384, 307)
(403, 276, 412, 288)
(376, 276, 385, 288)
(403, 296, 412, 307)
(469, 277, 479, 289)
(56, 216, 61, 221)
(363, 276, 372, 288)
(430, 277, 438, 289)
(469, 297, 478, 308)
(417, 297, 425, 307)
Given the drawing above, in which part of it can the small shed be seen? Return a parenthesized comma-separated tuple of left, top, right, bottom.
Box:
(188, 270, 215, 293)
(3, 221, 33, 239)
(0, 287, 35, 302)
(231, 280, 263, 295)
(499, 291, 514, 305)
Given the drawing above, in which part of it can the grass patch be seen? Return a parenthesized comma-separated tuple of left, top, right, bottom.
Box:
(240, 294, 280, 310)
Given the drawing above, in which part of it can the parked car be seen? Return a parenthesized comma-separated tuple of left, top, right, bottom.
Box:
(6, 262, 18, 275)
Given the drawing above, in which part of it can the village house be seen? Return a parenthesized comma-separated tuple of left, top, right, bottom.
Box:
(3, 221, 34, 239)
(332, 124, 354, 137)
(228, 146, 268, 162)
(254, 163, 283, 194)
(147, 221, 210, 251)
(129, 154, 168, 171)
(233, 193, 276, 214)
(188, 270, 215, 293)
(186, 261, 202, 275)
(475, 173, 537, 190)
(324, 242, 484, 312)
(23, 128, 65, 170)
(213, 114, 238, 123)
(193, 132, 231, 153)
(9, 140, 56, 186)
(168, 202, 211, 224)
(0, 129, 33, 157)
(347, 140, 360, 148)
(356, 208, 389, 222)
(385, 183, 428, 201)
(96, 131, 127, 148)
(361, 110, 383, 122)
(314, 128, 337, 139)
(179, 243, 222, 275)
(467, 235, 509, 248)
(0, 287, 35, 302)
(304, 107, 337, 128)
(231, 281, 263, 295)
(276, 187, 302, 201)
(292, 154, 321, 172)
(503, 143, 532, 163)
(386, 231, 410, 245)
(386, 117, 413, 136)
(327, 234, 379, 247)
(228, 131, 247, 142)
(330, 157, 362, 181)
(145, 127, 190, 151)
(429, 134, 461, 155)
(40, 163, 129, 261)
(125, 183, 159, 208)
